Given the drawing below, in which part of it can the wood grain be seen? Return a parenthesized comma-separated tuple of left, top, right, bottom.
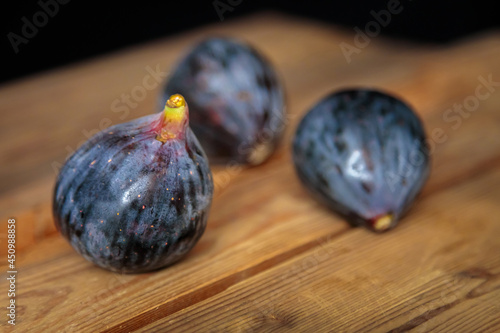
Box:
(0, 12, 499, 332)
(139, 168, 500, 333)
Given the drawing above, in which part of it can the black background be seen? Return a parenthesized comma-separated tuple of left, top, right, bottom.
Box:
(1, 0, 498, 84)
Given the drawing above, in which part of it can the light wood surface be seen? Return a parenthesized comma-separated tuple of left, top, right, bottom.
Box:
(1, 12, 499, 332)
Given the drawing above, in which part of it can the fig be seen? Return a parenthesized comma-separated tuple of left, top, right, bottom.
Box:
(53, 94, 213, 273)
(293, 89, 430, 232)
(161, 37, 286, 165)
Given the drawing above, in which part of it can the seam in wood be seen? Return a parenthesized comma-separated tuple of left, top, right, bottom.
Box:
(100, 228, 350, 333)
(101, 160, 500, 332)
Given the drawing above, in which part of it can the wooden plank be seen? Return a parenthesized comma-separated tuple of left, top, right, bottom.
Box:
(1, 171, 350, 331)
(0, 12, 499, 332)
(0, 16, 498, 240)
(138, 168, 500, 333)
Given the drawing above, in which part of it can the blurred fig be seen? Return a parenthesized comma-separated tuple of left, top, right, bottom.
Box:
(293, 89, 430, 232)
(161, 37, 286, 165)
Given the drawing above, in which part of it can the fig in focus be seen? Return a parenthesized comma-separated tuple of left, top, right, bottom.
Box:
(293, 89, 430, 232)
(161, 37, 286, 165)
(53, 94, 213, 273)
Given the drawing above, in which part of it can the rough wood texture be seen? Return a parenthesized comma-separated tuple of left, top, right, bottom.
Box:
(1, 12, 499, 332)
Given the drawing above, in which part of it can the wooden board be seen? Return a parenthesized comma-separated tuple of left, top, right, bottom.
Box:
(1, 12, 499, 332)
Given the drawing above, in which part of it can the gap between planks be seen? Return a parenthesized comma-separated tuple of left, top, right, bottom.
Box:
(101, 155, 500, 333)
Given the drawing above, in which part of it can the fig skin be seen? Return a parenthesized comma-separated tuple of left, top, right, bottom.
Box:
(293, 89, 430, 232)
(53, 95, 213, 273)
(161, 37, 286, 165)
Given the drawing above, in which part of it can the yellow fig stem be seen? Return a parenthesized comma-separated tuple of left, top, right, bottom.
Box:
(156, 94, 188, 142)
(373, 214, 393, 232)
(164, 94, 187, 123)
